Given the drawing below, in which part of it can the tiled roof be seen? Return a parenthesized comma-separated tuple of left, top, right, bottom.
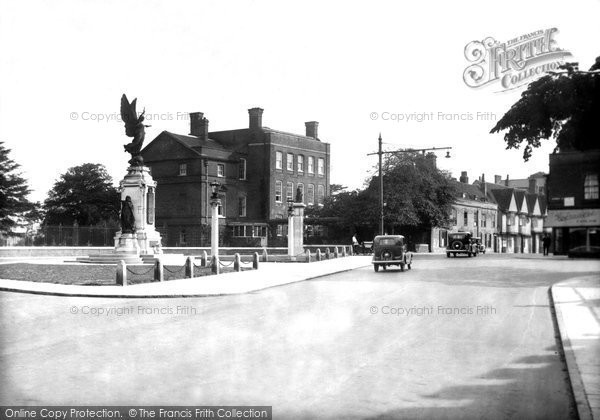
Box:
(490, 188, 514, 210)
(514, 189, 526, 212)
(525, 194, 538, 214)
(453, 181, 487, 201)
(164, 131, 227, 150)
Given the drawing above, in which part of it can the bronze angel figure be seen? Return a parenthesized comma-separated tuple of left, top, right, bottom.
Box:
(120, 94, 151, 166)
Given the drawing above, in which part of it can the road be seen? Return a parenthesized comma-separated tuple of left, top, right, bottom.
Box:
(1, 255, 598, 419)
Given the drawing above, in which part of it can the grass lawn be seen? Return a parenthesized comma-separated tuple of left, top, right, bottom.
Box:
(0, 263, 245, 286)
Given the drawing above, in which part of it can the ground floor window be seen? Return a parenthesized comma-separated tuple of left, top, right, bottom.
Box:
(232, 224, 267, 237)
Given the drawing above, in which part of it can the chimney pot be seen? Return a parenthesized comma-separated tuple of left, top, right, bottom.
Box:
(249, 108, 264, 129)
(494, 175, 501, 184)
(305, 121, 319, 139)
(505, 174, 510, 186)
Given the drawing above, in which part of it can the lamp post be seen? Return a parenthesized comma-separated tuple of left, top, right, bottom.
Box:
(209, 181, 221, 258)
(368, 134, 453, 236)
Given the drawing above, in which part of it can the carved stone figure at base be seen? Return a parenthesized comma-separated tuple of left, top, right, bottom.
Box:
(120, 195, 135, 233)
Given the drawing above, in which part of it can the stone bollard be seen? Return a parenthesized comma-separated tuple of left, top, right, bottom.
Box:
(253, 252, 259, 270)
(211, 255, 220, 275)
(116, 260, 127, 286)
(234, 253, 241, 272)
(305, 249, 311, 263)
(325, 248, 331, 259)
(154, 259, 164, 282)
(342, 246, 347, 257)
(185, 256, 194, 278)
(201, 250, 208, 267)
(262, 248, 268, 262)
(334, 247, 339, 258)
(316, 249, 322, 261)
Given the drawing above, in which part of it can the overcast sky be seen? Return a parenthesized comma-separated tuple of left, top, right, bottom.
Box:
(1, 0, 599, 202)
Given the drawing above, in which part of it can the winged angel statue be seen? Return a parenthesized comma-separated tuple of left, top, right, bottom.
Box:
(120, 94, 151, 166)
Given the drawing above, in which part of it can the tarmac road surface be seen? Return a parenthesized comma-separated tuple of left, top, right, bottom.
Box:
(2, 255, 598, 419)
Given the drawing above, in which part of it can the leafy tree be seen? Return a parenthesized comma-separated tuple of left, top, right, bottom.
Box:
(43, 163, 120, 225)
(306, 153, 456, 240)
(491, 57, 600, 161)
(0, 142, 37, 235)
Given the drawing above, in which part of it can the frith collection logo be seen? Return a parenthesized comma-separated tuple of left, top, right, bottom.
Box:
(463, 28, 572, 91)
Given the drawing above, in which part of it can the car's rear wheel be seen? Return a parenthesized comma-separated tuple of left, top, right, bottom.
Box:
(400, 263, 405, 272)
(382, 265, 387, 271)
(446, 253, 450, 258)
(374, 264, 379, 272)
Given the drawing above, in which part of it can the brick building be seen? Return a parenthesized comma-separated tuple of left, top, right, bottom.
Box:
(140, 108, 330, 246)
(545, 149, 600, 255)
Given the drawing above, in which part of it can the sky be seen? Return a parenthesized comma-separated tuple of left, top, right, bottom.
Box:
(1, 0, 599, 202)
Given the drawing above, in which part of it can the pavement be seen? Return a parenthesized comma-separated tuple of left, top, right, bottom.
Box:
(1, 252, 599, 419)
(551, 275, 600, 420)
(0, 254, 373, 298)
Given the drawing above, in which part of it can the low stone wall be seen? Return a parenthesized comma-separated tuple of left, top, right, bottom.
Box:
(0, 246, 291, 258)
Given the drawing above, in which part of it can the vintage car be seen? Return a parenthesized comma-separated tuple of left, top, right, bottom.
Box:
(372, 235, 412, 272)
(446, 232, 478, 257)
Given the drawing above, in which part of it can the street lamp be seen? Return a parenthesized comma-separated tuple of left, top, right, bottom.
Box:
(209, 181, 221, 259)
(210, 181, 221, 199)
(368, 135, 453, 235)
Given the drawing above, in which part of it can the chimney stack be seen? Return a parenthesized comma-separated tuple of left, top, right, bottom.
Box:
(529, 178, 537, 194)
(494, 175, 501, 184)
(248, 108, 264, 130)
(459, 171, 469, 184)
(505, 174, 510, 186)
(305, 121, 319, 139)
(482, 174, 487, 197)
(425, 152, 437, 168)
(190, 112, 209, 140)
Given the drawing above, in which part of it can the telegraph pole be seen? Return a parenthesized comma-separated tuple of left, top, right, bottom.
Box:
(378, 133, 384, 235)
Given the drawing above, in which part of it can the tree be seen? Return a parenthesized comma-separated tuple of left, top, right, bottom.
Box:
(491, 57, 600, 161)
(306, 153, 456, 240)
(373, 153, 456, 230)
(0, 142, 38, 235)
(43, 163, 120, 225)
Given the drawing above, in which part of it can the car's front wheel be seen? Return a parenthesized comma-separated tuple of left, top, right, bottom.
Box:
(374, 264, 379, 272)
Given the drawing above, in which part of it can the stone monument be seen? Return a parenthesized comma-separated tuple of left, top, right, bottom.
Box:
(287, 187, 306, 257)
(79, 95, 162, 264)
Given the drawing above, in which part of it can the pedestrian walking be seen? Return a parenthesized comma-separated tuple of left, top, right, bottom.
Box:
(352, 234, 359, 254)
(542, 235, 551, 256)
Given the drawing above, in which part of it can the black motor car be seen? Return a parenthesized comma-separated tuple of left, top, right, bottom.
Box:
(372, 235, 413, 272)
(446, 232, 477, 257)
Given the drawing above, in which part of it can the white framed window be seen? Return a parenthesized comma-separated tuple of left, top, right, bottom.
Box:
(450, 209, 457, 225)
(239, 158, 246, 180)
(217, 164, 225, 177)
(584, 173, 599, 199)
(287, 153, 294, 171)
(275, 181, 282, 203)
(463, 211, 468, 226)
(297, 183, 304, 203)
(276, 224, 285, 236)
(308, 156, 314, 174)
(317, 184, 325, 205)
(297, 155, 304, 173)
(275, 151, 283, 170)
(307, 184, 315, 205)
(317, 158, 324, 176)
(217, 201, 224, 217)
(179, 163, 187, 176)
(238, 196, 246, 217)
(253, 226, 267, 237)
(286, 182, 294, 201)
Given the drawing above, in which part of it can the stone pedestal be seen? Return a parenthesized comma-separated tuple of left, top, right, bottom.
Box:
(210, 198, 221, 258)
(114, 165, 162, 256)
(287, 202, 306, 256)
